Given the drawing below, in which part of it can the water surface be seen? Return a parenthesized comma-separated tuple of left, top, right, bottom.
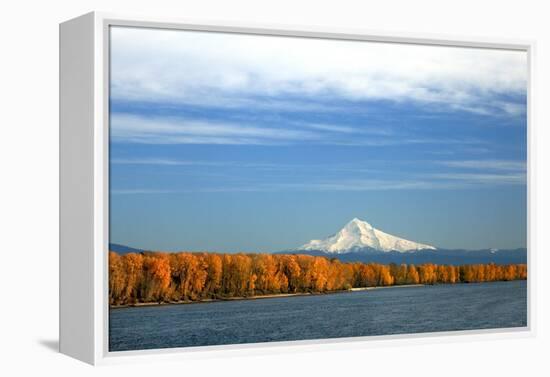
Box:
(109, 280, 527, 351)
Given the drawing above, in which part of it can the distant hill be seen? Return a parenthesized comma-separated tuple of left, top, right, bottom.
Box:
(109, 231, 527, 266)
(109, 243, 145, 255)
(281, 248, 527, 266)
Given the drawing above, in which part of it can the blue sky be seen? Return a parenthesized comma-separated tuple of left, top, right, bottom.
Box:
(109, 26, 527, 252)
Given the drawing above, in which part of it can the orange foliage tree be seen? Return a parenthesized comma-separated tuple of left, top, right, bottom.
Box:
(108, 251, 527, 305)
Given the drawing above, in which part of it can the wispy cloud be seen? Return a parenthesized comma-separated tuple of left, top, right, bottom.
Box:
(111, 26, 527, 117)
(430, 172, 526, 185)
(111, 112, 488, 147)
(111, 189, 179, 195)
(266, 180, 453, 192)
(111, 169, 526, 195)
(328, 137, 484, 148)
(111, 158, 229, 167)
(110, 180, 442, 195)
(109, 158, 403, 177)
(110, 156, 527, 196)
(299, 122, 359, 134)
(111, 157, 293, 171)
(110, 113, 320, 145)
(430, 159, 527, 186)
(437, 160, 526, 171)
(111, 157, 527, 179)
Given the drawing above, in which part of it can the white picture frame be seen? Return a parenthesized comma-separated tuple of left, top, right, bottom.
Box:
(59, 11, 536, 365)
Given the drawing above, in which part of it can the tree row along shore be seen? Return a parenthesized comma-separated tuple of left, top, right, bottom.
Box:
(109, 251, 527, 306)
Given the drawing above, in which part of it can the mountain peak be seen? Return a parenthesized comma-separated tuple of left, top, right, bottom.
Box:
(346, 217, 373, 229)
(299, 218, 436, 254)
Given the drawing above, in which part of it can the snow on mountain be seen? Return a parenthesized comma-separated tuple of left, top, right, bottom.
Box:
(299, 218, 437, 254)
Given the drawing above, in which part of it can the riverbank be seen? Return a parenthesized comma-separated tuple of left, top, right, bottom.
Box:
(110, 284, 429, 309)
(350, 284, 425, 291)
(111, 291, 329, 309)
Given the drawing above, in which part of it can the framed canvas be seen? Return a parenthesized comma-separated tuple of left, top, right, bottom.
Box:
(59, 12, 535, 365)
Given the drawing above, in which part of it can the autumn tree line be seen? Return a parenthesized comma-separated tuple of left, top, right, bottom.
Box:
(109, 251, 527, 306)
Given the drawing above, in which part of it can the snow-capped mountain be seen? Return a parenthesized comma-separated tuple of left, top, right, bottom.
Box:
(298, 218, 437, 254)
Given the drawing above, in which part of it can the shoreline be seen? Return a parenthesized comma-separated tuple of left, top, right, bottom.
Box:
(111, 291, 331, 309)
(349, 284, 425, 291)
(110, 283, 428, 309)
(110, 280, 524, 309)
